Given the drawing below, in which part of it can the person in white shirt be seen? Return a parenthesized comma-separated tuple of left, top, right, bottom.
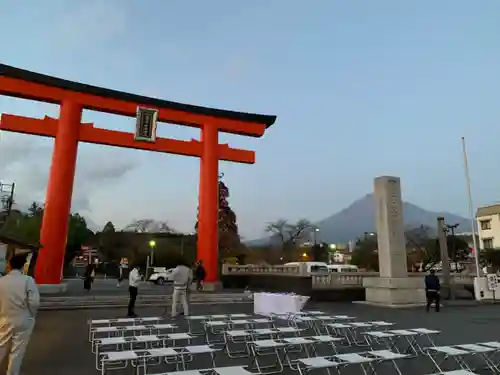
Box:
(0, 253, 40, 375)
(127, 264, 141, 317)
(170, 260, 193, 318)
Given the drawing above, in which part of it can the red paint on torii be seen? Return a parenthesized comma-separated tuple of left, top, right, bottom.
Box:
(0, 64, 276, 286)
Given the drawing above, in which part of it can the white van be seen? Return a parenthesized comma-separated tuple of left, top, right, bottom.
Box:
(285, 261, 329, 274)
(327, 264, 359, 273)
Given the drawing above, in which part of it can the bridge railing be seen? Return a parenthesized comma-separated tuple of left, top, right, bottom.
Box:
(222, 264, 475, 289)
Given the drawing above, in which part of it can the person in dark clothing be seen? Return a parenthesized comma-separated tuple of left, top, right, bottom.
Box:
(195, 261, 206, 291)
(424, 269, 440, 312)
(83, 263, 95, 292)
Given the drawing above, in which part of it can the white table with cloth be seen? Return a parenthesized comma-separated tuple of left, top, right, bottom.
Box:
(253, 292, 309, 315)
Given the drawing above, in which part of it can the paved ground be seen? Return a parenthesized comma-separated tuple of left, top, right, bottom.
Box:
(21, 301, 500, 375)
(62, 278, 170, 296)
(61, 279, 243, 297)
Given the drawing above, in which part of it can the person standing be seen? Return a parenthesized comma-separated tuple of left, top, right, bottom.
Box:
(195, 260, 206, 291)
(425, 269, 441, 312)
(83, 263, 95, 292)
(171, 260, 193, 318)
(116, 261, 125, 288)
(0, 253, 40, 375)
(127, 264, 141, 317)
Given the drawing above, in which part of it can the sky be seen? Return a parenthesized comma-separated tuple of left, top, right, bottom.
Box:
(0, 1, 500, 239)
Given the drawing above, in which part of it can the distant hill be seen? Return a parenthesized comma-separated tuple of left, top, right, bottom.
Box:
(246, 193, 471, 246)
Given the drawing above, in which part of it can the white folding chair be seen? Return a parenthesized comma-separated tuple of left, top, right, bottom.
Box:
(296, 349, 409, 375)
(147, 365, 259, 375)
(249, 339, 288, 374)
(426, 371, 480, 375)
(88, 317, 161, 342)
(204, 321, 229, 345)
(425, 344, 499, 373)
(223, 329, 253, 358)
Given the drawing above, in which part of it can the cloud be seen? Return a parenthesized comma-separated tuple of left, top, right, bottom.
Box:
(0, 132, 139, 213)
(223, 56, 251, 80)
(49, 0, 128, 50)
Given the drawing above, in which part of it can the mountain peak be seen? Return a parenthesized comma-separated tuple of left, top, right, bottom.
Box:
(315, 194, 469, 243)
(246, 193, 470, 246)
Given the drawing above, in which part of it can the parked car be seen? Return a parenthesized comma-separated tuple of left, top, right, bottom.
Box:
(148, 268, 175, 285)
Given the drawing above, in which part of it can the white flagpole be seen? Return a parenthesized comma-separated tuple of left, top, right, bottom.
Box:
(461, 136, 481, 280)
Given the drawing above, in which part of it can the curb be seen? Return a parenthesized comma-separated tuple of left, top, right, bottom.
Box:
(41, 293, 244, 301)
(39, 300, 253, 311)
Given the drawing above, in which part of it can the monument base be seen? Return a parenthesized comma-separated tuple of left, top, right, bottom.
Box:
(360, 277, 425, 307)
(38, 283, 68, 295)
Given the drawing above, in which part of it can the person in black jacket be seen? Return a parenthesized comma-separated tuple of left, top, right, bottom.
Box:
(83, 263, 95, 292)
(424, 269, 440, 312)
(195, 261, 206, 291)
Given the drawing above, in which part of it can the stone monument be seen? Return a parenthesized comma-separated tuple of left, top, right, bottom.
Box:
(362, 176, 425, 306)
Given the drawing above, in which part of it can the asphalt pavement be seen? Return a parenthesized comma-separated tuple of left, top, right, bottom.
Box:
(63, 277, 172, 296)
(21, 301, 500, 375)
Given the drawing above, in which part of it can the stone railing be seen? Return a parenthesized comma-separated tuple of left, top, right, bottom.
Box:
(311, 272, 377, 289)
(222, 264, 475, 289)
(222, 264, 304, 276)
(312, 272, 475, 289)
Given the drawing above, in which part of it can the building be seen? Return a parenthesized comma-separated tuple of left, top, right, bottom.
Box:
(476, 204, 500, 249)
(0, 235, 40, 275)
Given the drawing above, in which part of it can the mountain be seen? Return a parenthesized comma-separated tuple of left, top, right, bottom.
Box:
(247, 194, 471, 246)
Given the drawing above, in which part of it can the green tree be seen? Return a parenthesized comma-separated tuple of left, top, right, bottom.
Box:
(194, 175, 243, 260)
(65, 213, 94, 265)
(265, 219, 312, 261)
(1, 202, 43, 245)
(2, 202, 93, 266)
(217, 177, 242, 259)
(95, 221, 120, 261)
(351, 235, 379, 271)
(312, 243, 329, 263)
(481, 248, 500, 271)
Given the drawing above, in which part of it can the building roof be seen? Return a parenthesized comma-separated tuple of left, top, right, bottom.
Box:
(0, 64, 276, 129)
(476, 204, 500, 218)
(0, 234, 41, 250)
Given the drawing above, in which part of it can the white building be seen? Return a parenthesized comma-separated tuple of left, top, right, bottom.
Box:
(476, 204, 500, 249)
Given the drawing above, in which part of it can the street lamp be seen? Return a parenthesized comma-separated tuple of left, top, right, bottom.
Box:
(312, 227, 320, 246)
(145, 239, 157, 280)
(445, 223, 460, 272)
(148, 240, 156, 264)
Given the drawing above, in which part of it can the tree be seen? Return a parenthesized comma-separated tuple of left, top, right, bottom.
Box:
(217, 177, 242, 259)
(125, 219, 174, 233)
(27, 202, 43, 217)
(194, 175, 243, 261)
(265, 219, 312, 260)
(351, 235, 379, 271)
(2, 201, 93, 267)
(481, 248, 500, 272)
(65, 213, 93, 265)
(102, 221, 116, 233)
(311, 243, 329, 263)
(95, 221, 119, 261)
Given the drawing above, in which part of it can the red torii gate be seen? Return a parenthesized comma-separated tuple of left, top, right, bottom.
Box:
(0, 64, 276, 287)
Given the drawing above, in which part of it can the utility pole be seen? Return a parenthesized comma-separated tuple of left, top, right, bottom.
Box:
(446, 223, 460, 272)
(437, 217, 454, 300)
(0, 182, 15, 231)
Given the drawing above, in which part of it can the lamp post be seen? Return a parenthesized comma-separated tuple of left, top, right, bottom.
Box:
(312, 228, 320, 246)
(148, 240, 156, 265)
(446, 223, 460, 272)
(146, 240, 156, 280)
